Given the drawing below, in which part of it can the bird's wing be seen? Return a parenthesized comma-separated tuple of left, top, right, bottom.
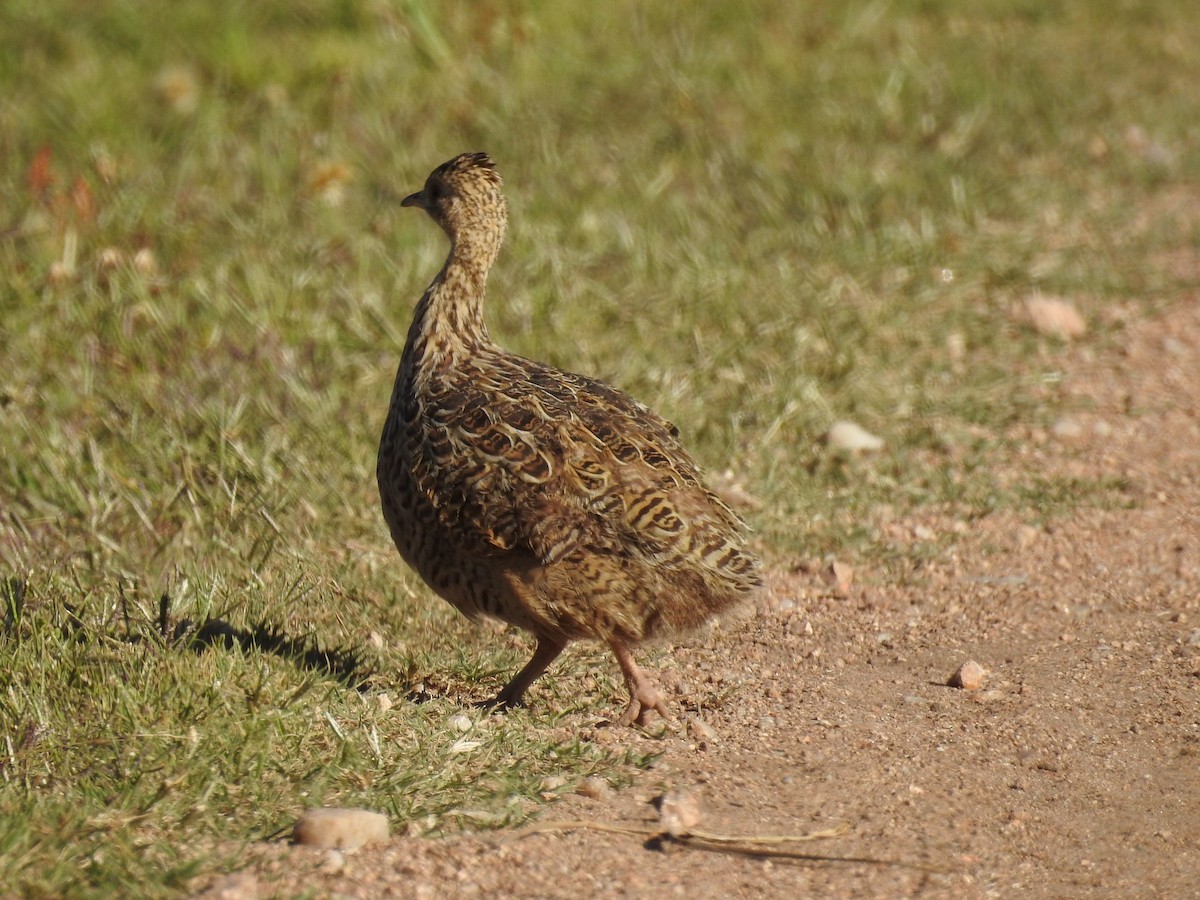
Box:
(412, 353, 751, 575)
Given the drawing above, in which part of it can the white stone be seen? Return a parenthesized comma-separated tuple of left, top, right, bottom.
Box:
(292, 807, 389, 850)
(657, 787, 703, 837)
(949, 660, 987, 691)
(824, 420, 884, 452)
(1025, 296, 1086, 340)
(576, 776, 611, 799)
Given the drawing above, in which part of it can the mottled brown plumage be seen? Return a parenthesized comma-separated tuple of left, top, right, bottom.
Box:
(377, 152, 761, 725)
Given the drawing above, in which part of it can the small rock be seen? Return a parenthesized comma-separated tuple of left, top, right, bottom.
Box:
(576, 776, 611, 800)
(133, 247, 158, 277)
(1162, 336, 1187, 357)
(824, 420, 884, 452)
(539, 775, 568, 793)
(47, 259, 74, 285)
(1024, 296, 1086, 340)
(688, 717, 718, 744)
(825, 559, 854, 597)
(945, 331, 966, 361)
(1016, 525, 1040, 549)
(657, 787, 703, 837)
(948, 660, 987, 691)
(1051, 417, 1084, 440)
(448, 712, 472, 732)
(292, 807, 389, 851)
(321, 849, 346, 875)
(758, 715, 776, 731)
(377, 693, 393, 713)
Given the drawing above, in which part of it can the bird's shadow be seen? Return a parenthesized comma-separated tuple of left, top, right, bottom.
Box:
(118, 589, 376, 691)
(184, 616, 372, 690)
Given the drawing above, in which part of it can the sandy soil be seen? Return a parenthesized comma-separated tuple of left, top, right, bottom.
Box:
(200, 298, 1199, 899)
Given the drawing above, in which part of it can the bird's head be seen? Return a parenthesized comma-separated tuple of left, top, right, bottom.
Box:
(401, 152, 507, 245)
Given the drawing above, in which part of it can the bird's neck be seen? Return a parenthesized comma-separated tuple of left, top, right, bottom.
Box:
(403, 238, 495, 369)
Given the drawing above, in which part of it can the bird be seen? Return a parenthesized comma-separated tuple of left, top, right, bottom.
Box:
(376, 152, 761, 725)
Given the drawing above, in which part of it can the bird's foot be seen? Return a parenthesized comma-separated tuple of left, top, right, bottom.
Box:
(475, 635, 566, 714)
(608, 637, 676, 728)
(476, 691, 524, 713)
(615, 682, 675, 728)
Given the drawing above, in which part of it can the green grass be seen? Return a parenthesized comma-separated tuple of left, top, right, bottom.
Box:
(2, 0, 1199, 894)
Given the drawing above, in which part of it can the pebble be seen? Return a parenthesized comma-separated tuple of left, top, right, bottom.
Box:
(292, 807, 389, 851)
(576, 776, 612, 800)
(1024, 295, 1087, 340)
(538, 775, 568, 793)
(688, 717, 718, 744)
(98, 247, 124, 269)
(1051, 418, 1084, 440)
(824, 420, 884, 452)
(946, 331, 967, 361)
(133, 247, 158, 277)
(948, 660, 987, 691)
(1016, 525, 1040, 549)
(448, 712, 473, 732)
(825, 559, 854, 597)
(657, 787, 703, 837)
(1162, 336, 1187, 356)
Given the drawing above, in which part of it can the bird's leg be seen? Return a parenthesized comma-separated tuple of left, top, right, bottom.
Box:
(481, 635, 566, 710)
(608, 637, 675, 727)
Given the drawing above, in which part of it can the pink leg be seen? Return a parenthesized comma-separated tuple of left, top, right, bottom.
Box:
(483, 635, 566, 710)
(608, 637, 674, 727)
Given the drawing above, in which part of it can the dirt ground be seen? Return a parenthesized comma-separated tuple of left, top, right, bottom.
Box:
(202, 298, 1199, 899)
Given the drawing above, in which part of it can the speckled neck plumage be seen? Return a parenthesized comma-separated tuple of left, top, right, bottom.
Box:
(401, 156, 506, 371)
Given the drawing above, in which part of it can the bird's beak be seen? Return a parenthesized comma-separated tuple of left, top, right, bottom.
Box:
(400, 190, 425, 209)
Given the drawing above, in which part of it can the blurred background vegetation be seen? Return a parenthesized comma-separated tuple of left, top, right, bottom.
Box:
(1, 0, 1197, 893)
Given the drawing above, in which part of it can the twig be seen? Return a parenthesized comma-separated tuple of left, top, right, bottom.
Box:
(506, 819, 950, 874)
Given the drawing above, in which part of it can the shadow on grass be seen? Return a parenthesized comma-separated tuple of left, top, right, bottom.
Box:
(185, 617, 372, 690)
(125, 587, 376, 690)
(6, 575, 420, 699)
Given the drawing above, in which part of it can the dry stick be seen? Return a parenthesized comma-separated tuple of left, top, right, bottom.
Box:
(510, 819, 844, 843)
(507, 820, 950, 874)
